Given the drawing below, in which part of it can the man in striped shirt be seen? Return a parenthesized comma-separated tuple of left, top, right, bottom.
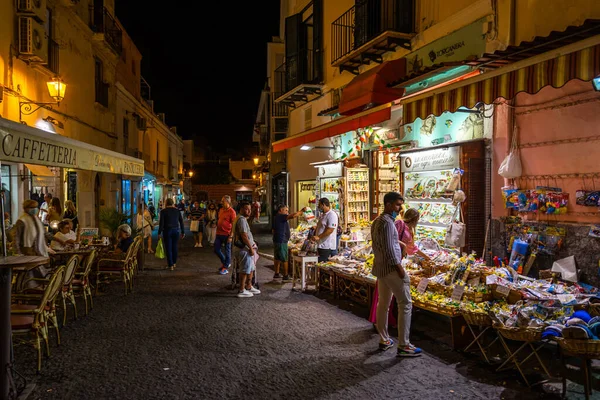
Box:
(371, 192, 422, 357)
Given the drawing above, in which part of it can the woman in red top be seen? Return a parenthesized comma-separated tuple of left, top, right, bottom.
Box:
(215, 195, 236, 275)
(394, 208, 431, 262)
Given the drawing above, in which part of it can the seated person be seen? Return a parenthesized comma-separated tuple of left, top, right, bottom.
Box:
(50, 220, 78, 251)
(113, 224, 134, 255)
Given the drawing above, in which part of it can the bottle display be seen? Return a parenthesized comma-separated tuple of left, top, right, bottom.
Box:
(345, 168, 370, 225)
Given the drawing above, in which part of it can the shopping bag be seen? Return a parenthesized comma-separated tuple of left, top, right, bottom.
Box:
(444, 204, 466, 248)
(498, 126, 522, 179)
(190, 220, 200, 232)
(155, 238, 166, 259)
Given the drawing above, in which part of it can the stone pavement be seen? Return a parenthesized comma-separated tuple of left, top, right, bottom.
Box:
(11, 223, 573, 399)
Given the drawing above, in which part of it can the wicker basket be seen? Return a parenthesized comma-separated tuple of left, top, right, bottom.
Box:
(588, 304, 600, 317)
(556, 338, 600, 357)
(463, 311, 493, 327)
(494, 325, 543, 342)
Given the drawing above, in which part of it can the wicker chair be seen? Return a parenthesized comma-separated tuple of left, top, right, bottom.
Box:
(96, 237, 140, 295)
(11, 266, 65, 372)
(72, 249, 97, 315)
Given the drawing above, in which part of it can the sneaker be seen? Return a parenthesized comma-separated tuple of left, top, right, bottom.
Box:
(237, 289, 253, 298)
(169, 265, 174, 271)
(218, 267, 229, 275)
(397, 344, 422, 357)
(273, 273, 283, 279)
(379, 339, 395, 351)
(282, 275, 292, 282)
(247, 286, 261, 295)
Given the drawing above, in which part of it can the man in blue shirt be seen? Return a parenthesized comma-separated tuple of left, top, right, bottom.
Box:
(272, 204, 305, 281)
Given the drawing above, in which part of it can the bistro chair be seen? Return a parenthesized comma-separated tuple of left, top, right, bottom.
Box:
(72, 249, 97, 315)
(11, 266, 65, 372)
(96, 238, 139, 295)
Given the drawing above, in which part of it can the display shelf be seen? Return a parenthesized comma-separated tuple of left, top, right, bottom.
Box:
(345, 167, 370, 227)
(405, 197, 453, 203)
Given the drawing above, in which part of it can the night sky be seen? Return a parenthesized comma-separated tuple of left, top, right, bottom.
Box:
(116, 1, 281, 154)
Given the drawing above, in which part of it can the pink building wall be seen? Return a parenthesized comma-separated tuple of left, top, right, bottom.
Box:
(492, 79, 600, 225)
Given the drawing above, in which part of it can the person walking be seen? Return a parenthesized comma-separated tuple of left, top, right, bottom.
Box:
(158, 198, 185, 271)
(38, 193, 52, 225)
(190, 201, 205, 248)
(371, 192, 422, 357)
(214, 195, 236, 275)
(272, 204, 305, 281)
(310, 198, 339, 262)
(250, 198, 261, 224)
(205, 202, 218, 245)
(137, 203, 154, 253)
(232, 201, 260, 298)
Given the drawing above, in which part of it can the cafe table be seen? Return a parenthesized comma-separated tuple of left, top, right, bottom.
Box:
(0, 256, 49, 400)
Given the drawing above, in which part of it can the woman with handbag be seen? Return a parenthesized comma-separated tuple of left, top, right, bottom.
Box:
(190, 201, 205, 247)
(137, 203, 154, 254)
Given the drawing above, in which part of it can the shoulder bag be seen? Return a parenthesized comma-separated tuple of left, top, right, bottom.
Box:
(444, 203, 466, 248)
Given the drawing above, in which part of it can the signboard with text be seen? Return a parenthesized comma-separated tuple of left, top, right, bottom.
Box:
(0, 119, 144, 176)
(400, 147, 459, 173)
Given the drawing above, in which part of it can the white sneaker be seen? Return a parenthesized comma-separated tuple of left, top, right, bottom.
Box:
(247, 286, 261, 295)
(237, 289, 253, 298)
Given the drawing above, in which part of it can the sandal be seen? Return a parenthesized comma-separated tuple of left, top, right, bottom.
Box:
(147, 249, 154, 254)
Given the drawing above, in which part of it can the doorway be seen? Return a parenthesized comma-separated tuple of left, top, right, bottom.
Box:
(94, 174, 101, 228)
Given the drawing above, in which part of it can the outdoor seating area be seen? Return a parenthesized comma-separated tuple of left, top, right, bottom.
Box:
(6, 234, 144, 376)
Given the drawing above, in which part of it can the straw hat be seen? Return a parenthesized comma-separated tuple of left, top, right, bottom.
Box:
(22, 199, 39, 209)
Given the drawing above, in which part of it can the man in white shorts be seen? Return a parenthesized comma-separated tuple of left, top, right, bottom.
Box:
(232, 201, 261, 298)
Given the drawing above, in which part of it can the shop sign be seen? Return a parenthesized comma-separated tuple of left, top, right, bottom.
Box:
(0, 122, 144, 176)
(400, 147, 459, 173)
(316, 162, 343, 178)
(406, 18, 488, 74)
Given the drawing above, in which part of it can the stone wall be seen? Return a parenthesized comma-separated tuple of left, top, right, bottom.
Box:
(490, 219, 600, 287)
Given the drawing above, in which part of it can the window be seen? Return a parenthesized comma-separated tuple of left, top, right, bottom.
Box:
(121, 47, 127, 62)
(121, 179, 131, 217)
(131, 60, 136, 75)
(1, 165, 12, 222)
(45, 8, 59, 74)
(156, 141, 159, 173)
(304, 106, 312, 130)
(241, 169, 253, 179)
(122, 117, 129, 152)
(94, 58, 108, 107)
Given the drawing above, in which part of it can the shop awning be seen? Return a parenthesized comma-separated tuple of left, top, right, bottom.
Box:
(402, 35, 600, 124)
(338, 58, 406, 116)
(272, 103, 392, 152)
(24, 164, 55, 177)
(0, 117, 144, 176)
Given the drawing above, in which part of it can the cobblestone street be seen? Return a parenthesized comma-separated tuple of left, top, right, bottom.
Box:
(12, 226, 569, 399)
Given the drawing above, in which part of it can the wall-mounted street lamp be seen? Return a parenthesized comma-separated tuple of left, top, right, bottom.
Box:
(253, 157, 259, 166)
(20, 77, 67, 124)
(188, 170, 194, 177)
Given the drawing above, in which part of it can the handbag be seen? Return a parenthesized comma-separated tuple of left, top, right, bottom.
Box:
(444, 203, 466, 248)
(498, 126, 522, 179)
(190, 220, 200, 232)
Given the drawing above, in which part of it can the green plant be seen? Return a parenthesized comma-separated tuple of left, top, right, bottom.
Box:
(98, 208, 130, 239)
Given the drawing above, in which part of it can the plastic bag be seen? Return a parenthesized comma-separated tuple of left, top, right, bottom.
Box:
(155, 238, 166, 259)
(498, 127, 522, 179)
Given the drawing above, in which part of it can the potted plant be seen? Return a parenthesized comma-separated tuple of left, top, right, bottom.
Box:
(98, 207, 130, 243)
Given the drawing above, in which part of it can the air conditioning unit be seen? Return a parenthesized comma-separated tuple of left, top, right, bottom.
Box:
(136, 116, 147, 130)
(18, 16, 48, 63)
(17, 0, 46, 22)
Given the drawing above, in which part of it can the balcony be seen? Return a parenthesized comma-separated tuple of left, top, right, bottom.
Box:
(89, 6, 122, 55)
(47, 38, 59, 74)
(95, 80, 109, 108)
(331, 0, 415, 74)
(271, 93, 289, 117)
(273, 49, 322, 107)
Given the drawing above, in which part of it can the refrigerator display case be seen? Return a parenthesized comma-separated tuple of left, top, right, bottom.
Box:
(314, 161, 343, 220)
(399, 141, 486, 255)
(344, 167, 370, 227)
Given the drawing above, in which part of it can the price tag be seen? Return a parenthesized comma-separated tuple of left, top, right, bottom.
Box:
(467, 277, 480, 287)
(451, 285, 465, 302)
(417, 278, 429, 294)
(496, 285, 511, 297)
(486, 274, 498, 285)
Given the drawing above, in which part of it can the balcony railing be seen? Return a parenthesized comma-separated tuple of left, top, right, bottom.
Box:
(89, 6, 123, 55)
(47, 38, 59, 74)
(331, 0, 414, 64)
(275, 49, 319, 95)
(141, 76, 151, 100)
(271, 93, 289, 117)
(95, 80, 109, 107)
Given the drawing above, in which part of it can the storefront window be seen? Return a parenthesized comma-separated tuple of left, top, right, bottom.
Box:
(67, 171, 77, 206)
(296, 180, 316, 212)
(1, 166, 11, 218)
(122, 179, 132, 216)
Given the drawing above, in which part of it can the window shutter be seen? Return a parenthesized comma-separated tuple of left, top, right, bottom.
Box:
(313, 0, 323, 82)
(285, 13, 303, 90)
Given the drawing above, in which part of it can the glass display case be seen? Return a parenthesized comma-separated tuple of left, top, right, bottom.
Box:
(345, 167, 370, 227)
(375, 151, 400, 216)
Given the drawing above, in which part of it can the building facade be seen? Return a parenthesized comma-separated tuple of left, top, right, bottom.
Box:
(0, 0, 182, 235)
(260, 0, 600, 283)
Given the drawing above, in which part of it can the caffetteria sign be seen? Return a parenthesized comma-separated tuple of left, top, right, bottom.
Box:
(0, 120, 144, 176)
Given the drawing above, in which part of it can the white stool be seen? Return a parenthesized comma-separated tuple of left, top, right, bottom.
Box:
(292, 255, 319, 292)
